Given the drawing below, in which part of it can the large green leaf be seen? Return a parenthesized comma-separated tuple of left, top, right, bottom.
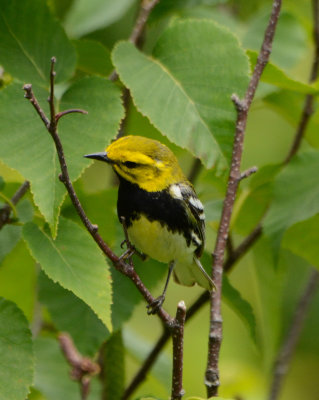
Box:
(264, 151, 319, 254)
(23, 217, 112, 331)
(39, 272, 109, 356)
(0, 77, 123, 234)
(0, 0, 76, 86)
(112, 19, 250, 170)
(0, 298, 33, 400)
(64, 0, 133, 37)
(282, 214, 319, 270)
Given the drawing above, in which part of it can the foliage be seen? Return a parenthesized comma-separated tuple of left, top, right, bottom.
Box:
(0, 0, 318, 399)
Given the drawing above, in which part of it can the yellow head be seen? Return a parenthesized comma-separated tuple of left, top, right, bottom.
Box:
(85, 136, 186, 192)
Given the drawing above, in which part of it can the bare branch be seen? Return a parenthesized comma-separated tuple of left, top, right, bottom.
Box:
(284, 0, 319, 164)
(58, 333, 100, 400)
(269, 269, 319, 400)
(0, 180, 30, 229)
(109, 0, 160, 81)
(23, 60, 174, 328)
(171, 301, 186, 400)
(206, 1, 282, 396)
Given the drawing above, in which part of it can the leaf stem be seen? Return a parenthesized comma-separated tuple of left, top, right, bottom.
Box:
(23, 59, 174, 328)
(205, 1, 282, 396)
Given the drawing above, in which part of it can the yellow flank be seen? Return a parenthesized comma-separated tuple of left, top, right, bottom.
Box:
(127, 215, 194, 264)
(106, 136, 187, 192)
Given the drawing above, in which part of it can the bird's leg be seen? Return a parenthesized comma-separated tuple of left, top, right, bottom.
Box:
(147, 261, 176, 315)
(119, 216, 146, 262)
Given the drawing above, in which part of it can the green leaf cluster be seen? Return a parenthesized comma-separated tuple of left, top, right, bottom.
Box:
(0, 1, 319, 399)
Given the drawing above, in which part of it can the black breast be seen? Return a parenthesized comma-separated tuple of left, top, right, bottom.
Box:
(117, 178, 193, 246)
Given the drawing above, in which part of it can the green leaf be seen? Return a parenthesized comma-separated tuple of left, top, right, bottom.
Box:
(0, 241, 36, 321)
(58, 76, 124, 182)
(264, 90, 319, 150)
(64, 0, 133, 37)
(34, 337, 100, 400)
(282, 214, 319, 270)
(23, 217, 112, 331)
(0, 177, 4, 190)
(0, 83, 64, 235)
(243, 11, 307, 70)
(0, 298, 33, 400)
(247, 50, 318, 94)
(0, 77, 123, 234)
(112, 19, 249, 170)
(73, 39, 113, 77)
(222, 276, 257, 343)
(100, 331, 125, 400)
(264, 151, 319, 255)
(38, 271, 109, 356)
(0, 0, 76, 86)
(234, 164, 280, 235)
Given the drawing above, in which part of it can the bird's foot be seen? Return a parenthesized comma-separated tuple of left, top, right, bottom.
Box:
(146, 295, 165, 315)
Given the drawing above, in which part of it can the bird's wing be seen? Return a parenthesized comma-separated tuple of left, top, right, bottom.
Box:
(179, 182, 205, 258)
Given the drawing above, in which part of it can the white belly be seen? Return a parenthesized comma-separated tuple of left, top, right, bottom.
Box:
(127, 215, 194, 263)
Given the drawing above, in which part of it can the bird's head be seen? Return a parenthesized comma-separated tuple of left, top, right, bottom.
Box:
(85, 135, 186, 192)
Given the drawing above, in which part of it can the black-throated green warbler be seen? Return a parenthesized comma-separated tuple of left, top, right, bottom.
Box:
(85, 135, 215, 313)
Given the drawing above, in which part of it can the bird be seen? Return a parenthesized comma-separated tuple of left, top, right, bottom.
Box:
(85, 135, 215, 313)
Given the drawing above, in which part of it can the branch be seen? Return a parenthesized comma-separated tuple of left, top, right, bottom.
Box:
(171, 301, 186, 400)
(0, 180, 30, 229)
(268, 269, 319, 400)
(23, 58, 173, 328)
(109, 0, 160, 81)
(284, 0, 319, 164)
(58, 333, 100, 400)
(205, 1, 282, 396)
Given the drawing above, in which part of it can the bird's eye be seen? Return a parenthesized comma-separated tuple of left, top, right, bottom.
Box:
(123, 161, 138, 168)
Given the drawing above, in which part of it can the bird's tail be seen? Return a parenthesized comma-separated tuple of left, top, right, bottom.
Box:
(173, 257, 216, 291)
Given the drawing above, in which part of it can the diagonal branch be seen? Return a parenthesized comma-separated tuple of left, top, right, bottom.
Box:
(205, 1, 282, 396)
(23, 58, 173, 328)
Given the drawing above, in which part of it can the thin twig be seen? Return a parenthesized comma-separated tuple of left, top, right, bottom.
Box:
(0, 180, 30, 229)
(23, 61, 173, 328)
(284, 0, 319, 164)
(58, 333, 100, 400)
(268, 269, 319, 400)
(109, 0, 161, 81)
(55, 109, 88, 123)
(171, 301, 186, 400)
(205, 1, 282, 396)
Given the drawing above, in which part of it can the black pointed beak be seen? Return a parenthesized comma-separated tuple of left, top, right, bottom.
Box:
(84, 152, 110, 163)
